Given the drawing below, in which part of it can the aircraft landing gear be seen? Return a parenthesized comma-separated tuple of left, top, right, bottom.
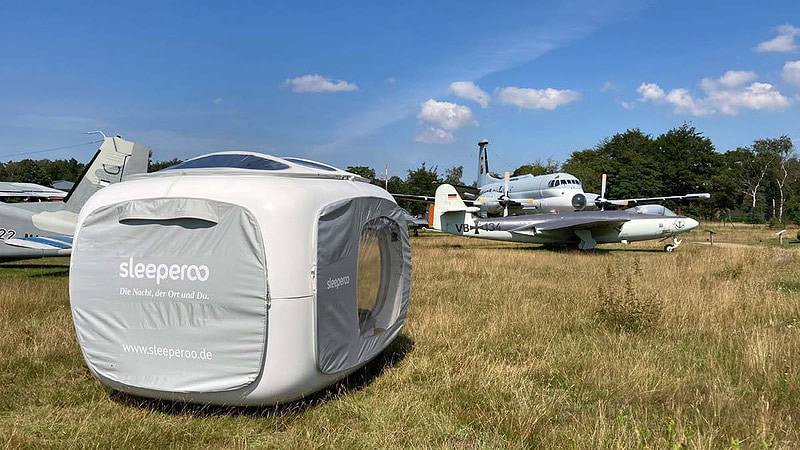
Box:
(574, 229, 597, 250)
(663, 236, 682, 252)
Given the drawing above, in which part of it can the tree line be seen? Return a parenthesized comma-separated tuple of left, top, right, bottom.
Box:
(0, 155, 182, 188)
(2, 124, 796, 224)
(350, 124, 797, 224)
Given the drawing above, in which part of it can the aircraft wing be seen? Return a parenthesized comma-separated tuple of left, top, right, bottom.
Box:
(3, 235, 73, 251)
(597, 192, 710, 207)
(393, 193, 477, 207)
(509, 215, 630, 233)
(0, 182, 68, 199)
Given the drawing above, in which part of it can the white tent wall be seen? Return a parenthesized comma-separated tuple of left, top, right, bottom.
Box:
(69, 163, 411, 406)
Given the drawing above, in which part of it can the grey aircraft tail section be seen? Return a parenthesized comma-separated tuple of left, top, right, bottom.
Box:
(1, 135, 150, 262)
(433, 184, 478, 233)
(477, 139, 501, 188)
(63, 136, 150, 213)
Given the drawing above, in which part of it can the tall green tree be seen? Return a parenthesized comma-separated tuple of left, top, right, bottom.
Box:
(709, 149, 746, 212)
(444, 166, 463, 185)
(346, 166, 377, 180)
(753, 136, 794, 221)
(561, 148, 612, 193)
(655, 123, 716, 196)
(8, 159, 51, 186)
(512, 158, 560, 177)
(403, 163, 441, 215)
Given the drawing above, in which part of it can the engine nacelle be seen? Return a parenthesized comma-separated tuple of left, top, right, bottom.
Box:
(476, 192, 504, 216)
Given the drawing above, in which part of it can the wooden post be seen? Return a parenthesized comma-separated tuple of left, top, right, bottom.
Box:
(705, 230, 715, 246)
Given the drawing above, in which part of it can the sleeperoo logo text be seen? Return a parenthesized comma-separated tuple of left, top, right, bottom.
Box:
(119, 257, 210, 285)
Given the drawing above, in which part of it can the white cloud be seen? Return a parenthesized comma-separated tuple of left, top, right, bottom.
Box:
(783, 60, 800, 86)
(637, 72, 792, 116)
(620, 101, 636, 110)
(601, 81, 615, 93)
(415, 99, 477, 144)
(448, 81, 490, 108)
(495, 87, 580, 110)
(282, 74, 358, 93)
(710, 70, 758, 89)
(415, 126, 454, 144)
(665, 88, 712, 116)
(213, 98, 223, 104)
(416, 99, 476, 130)
(637, 83, 665, 102)
(386, 77, 397, 85)
(756, 24, 800, 53)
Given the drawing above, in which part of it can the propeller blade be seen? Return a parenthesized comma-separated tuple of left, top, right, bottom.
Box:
(503, 171, 510, 217)
(600, 173, 607, 200)
(599, 173, 607, 211)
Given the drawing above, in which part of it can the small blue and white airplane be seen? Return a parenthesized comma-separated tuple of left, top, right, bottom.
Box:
(0, 134, 150, 261)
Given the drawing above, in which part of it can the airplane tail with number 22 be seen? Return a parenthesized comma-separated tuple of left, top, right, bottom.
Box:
(0, 134, 150, 261)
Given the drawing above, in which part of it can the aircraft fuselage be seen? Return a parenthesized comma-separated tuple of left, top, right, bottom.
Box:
(477, 172, 599, 214)
(441, 209, 698, 247)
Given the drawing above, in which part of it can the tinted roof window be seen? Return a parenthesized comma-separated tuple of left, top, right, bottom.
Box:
(282, 157, 338, 172)
(162, 154, 290, 171)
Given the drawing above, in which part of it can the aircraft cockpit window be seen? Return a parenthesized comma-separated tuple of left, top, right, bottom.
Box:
(282, 157, 338, 172)
(162, 154, 290, 171)
(626, 204, 678, 216)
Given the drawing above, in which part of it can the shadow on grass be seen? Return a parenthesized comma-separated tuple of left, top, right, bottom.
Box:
(109, 334, 415, 417)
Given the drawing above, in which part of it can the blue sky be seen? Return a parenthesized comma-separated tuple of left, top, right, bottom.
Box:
(1, 0, 798, 183)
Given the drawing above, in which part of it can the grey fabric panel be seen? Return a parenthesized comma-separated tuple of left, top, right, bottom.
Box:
(316, 197, 411, 374)
(71, 198, 268, 393)
(118, 198, 219, 224)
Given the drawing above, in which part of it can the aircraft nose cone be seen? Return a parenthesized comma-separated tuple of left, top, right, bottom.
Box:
(571, 193, 587, 210)
(685, 218, 699, 230)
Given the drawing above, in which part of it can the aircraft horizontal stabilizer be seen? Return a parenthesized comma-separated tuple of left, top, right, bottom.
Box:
(4, 235, 73, 251)
(0, 182, 67, 198)
(392, 193, 435, 203)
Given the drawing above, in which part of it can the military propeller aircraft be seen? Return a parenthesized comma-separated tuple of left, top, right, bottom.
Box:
(393, 139, 710, 217)
(0, 134, 150, 261)
(432, 183, 700, 251)
(469, 139, 710, 216)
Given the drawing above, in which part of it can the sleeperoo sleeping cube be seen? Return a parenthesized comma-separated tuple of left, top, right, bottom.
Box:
(69, 152, 411, 405)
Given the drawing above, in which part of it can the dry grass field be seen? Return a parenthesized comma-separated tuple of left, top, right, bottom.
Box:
(1, 223, 800, 448)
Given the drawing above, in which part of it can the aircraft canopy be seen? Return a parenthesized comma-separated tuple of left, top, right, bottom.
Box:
(626, 204, 678, 216)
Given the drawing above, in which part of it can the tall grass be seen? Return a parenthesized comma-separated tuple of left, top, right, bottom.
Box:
(1, 229, 800, 448)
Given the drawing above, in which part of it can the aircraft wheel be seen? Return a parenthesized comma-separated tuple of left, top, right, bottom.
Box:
(664, 244, 675, 252)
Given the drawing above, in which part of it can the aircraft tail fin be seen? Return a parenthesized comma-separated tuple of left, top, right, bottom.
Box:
(63, 135, 150, 213)
(433, 184, 477, 232)
(477, 139, 500, 188)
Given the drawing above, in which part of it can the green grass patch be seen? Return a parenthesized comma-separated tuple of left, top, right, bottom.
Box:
(2, 230, 800, 447)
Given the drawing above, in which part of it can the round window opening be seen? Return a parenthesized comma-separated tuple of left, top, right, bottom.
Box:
(356, 217, 403, 337)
